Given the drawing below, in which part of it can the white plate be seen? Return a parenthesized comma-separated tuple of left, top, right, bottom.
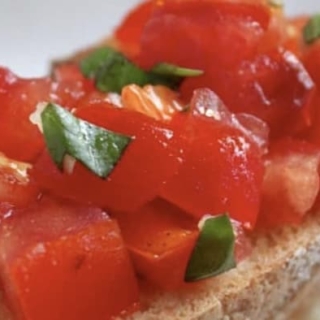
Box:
(0, 0, 319, 77)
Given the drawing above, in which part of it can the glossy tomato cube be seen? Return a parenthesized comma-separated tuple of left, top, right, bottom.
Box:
(116, 199, 198, 290)
(161, 89, 265, 229)
(0, 197, 139, 320)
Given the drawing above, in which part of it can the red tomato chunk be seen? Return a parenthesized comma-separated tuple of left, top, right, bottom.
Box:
(161, 89, 265, 229)
(116, 199, 198, 290)
(0, 197, 139, 320)
(0, 66, 95, 162)
(258, 138, 320, 228)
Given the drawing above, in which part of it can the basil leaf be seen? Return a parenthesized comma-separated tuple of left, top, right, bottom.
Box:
(185, 214, 236, 282)
(151, 62, 203, 77)
(41, 103, 131, 178)
(303, 14, 320, 44)
(80, 47, 117, 78)
(95, 53, 152, 93)
(80, 47, 203, 93)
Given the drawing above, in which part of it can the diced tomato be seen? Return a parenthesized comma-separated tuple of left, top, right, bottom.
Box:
(257, 138, 320, 229)
(116, 198, 198, 290)
(0, 197, 139, 320)
(31, 105, 186, 212)
(0, 67, 96, 162)
(161, 89, 264, 229)
(52, 63, 88, 82)
(51, 63, 96, 108)
(114, 0, 154, 58)
(0, 71, 51, 161)
(0, 153, 39, 208)
(137, 0, 270, 69)
(181, 49, 317, 138)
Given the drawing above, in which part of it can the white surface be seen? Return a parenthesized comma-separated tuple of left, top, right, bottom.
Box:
(0, 0, 319, 77)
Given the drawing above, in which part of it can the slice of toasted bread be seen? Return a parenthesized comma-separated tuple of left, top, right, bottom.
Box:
(117, 211, 320, 320)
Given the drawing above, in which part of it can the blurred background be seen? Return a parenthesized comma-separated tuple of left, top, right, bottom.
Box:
(0, 0, 319, 76)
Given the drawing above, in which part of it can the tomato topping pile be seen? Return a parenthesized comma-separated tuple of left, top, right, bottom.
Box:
(135, 0, 317, 138)
(0, 0, 320, 319)
(0, 197, 139, 320)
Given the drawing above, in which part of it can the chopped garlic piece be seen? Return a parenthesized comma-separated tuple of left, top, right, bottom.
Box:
(29, 102, 47, 133)
(63, 154, 77, 175)
(198, 215, 214, 230)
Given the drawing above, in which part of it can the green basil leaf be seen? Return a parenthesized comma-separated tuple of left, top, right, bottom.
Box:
(185, 214, 236, 282)
(80, 47, 117, 78)
(41, 103, 132, 178)
(80, 47, 203, 93)
(151, 62, 204, 77)
(303, 14, 320, 44)
(95, 53, 152, 93)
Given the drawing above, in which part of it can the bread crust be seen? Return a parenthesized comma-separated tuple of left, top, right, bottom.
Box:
(119, 212, 320, 320)
(282, 267, 320, 319)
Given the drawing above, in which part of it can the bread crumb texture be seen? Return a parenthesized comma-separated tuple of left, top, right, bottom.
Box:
(120, 212, 320, 320)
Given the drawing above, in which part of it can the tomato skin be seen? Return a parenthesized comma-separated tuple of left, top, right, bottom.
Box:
(116, 199, 198, 290)
(161, 89, 264, 229)
(32, 106, 186, 212)
(114, 0, 154, 58)
(257, 138, 320, 229)
(0, 197, 139, 320)
(137, 0, 270, 69)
